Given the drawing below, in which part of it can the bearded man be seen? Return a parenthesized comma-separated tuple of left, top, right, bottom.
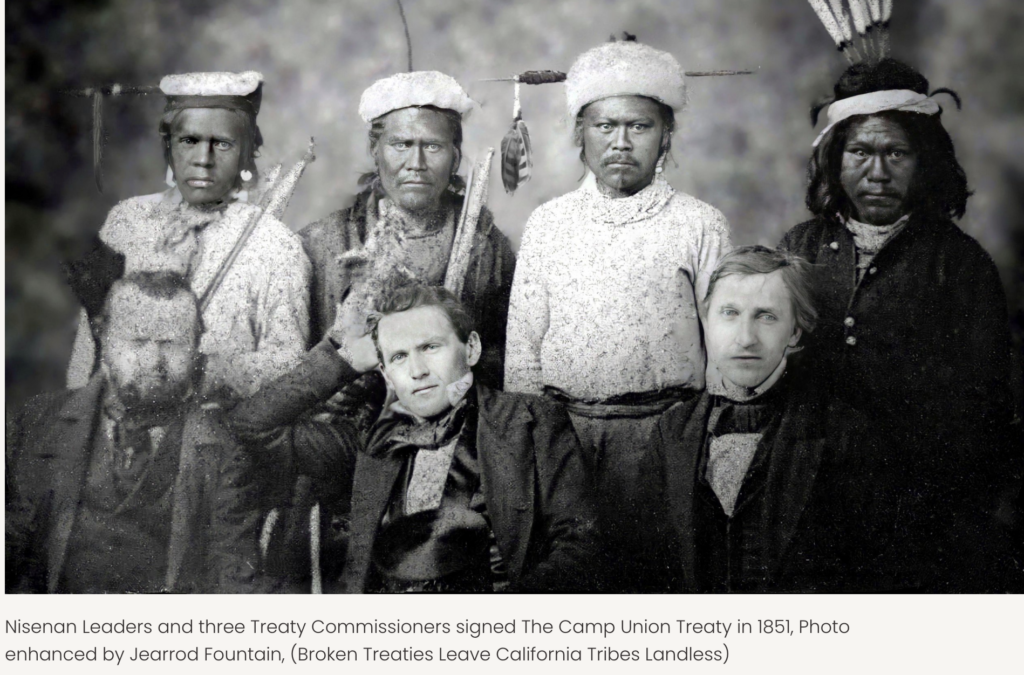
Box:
(8, 271, 260, 593)
(504, 39, 731, 588)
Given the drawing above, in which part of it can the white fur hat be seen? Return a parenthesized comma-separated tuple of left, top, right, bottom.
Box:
(565, 41, 686, 121)
(358, 71, 475, 124)
(159, 71, 263, 97)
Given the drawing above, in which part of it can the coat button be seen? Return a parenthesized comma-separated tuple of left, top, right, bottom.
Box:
(869, 266, 878, 275)
(846, 336, 857, 346)
(829, 241, 840, 250)
(844, 317, 855, 327)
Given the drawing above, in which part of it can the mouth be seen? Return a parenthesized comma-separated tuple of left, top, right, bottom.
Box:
(412, 384, 438, 395)
(604, 159, 637, 167)
(185, 178, 215, 188)
(861, 192, 901, 201)
(730, 355, 762, 362)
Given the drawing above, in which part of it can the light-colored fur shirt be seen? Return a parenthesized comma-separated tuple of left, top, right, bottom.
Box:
(67, 189, 311, 397)
(505, 173, 731, 399)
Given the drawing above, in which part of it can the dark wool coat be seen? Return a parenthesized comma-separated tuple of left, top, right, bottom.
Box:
(641, 381, 900, 593)
(6, 376, 261, 594)
(300, 188, 516, 392)
(781, 215, 1021, 591)
(337, 385, 603, 593)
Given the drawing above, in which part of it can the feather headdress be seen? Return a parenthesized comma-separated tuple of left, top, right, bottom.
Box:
(806, 0, 893, 64)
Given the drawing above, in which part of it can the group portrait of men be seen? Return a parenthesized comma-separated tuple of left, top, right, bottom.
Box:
(6, 16, 1022, 595)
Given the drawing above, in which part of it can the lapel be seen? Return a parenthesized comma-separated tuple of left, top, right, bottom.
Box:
(341, 450, 404, 592)
(475, 387, 535, 581)
(659, 394, 709, 591)
(44, 376, 105, 593)
(759, 395, 828, 583)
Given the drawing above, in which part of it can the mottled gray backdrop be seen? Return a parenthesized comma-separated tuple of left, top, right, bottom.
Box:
(7, 0, 1023, 408)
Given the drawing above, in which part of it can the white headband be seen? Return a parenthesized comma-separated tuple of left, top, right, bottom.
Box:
(812, 89, 941, 147)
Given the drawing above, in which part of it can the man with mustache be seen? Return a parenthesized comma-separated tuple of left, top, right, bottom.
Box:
(780, 58, 1020, 591)
(504, 38, 731, 590)
(66, 71, 311, 400)
(7, 269, 260, 593)
(641, 246, 897, 593)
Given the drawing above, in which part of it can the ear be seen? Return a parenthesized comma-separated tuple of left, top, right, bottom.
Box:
(451, 146, 462, 177)
(788, 326, 803, 349)
(465, 331, 482, 368)
(379, 363, 394, 389)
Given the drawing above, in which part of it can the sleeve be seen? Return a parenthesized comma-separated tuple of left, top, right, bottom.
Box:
(515, 401, 604, 592)
(690, 205, 732, 302)
(218, 232, 314, 396)
(503, 211, 550, 394)
(226, 340, 364, 504)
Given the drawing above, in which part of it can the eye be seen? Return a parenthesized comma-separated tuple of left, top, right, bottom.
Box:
(390, 353, 406, 364)
(596, 123, 613, 132)
(631, 123, 650, 132)
(890, 149, 909, 159)
(758, 313, 778, 323)
(425, 143, 442, 152)
(720, 308, 739, 317)
(848, 148, 867, 158)
(423, 343, 440, 352)
(179, 137, 197, 146)
(391, 141, 410, 150)
(214, 140, 233, 151)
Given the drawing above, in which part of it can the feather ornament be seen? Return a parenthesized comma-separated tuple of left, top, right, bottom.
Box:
(500, 79, 533, 194)
(92, 91, 104, 193)
(807, 0, 846, 49)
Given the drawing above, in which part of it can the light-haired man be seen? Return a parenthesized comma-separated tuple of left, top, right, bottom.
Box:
(643, 246, 896, 593)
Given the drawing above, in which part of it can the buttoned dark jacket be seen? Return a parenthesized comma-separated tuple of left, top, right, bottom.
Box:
(337, 385, 602, 593)
(6, 376, 261, 594)
(642, 382, 898, 593)
(781, 215, 1020, 590)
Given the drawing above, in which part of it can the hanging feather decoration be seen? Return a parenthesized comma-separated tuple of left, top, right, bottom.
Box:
(826, 0, 861, 63)
(807, 0, 847, 57)
(500, 78, 533, 194)
(880, 0, 893, 57)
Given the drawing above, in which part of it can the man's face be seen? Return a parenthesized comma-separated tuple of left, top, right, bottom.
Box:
(101, 286, 199, 413)
(169, 108, 245, 206)
(378, 305, 481, 419)
(839, 115, 919, 225)
(375, 107, 460, 214)
(581, 95, 667, 198)
(705, 271, 802, 390)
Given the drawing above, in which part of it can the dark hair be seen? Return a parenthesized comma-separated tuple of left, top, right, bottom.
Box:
(98, 271, 202, 344)
(360, 105, 466, 192)
(159, 107, 262, 186)
(367, 283, 475, 363)
(807, 58, 970, 222)
(703, 245, 818, 335)
(573, 96, 675, 173)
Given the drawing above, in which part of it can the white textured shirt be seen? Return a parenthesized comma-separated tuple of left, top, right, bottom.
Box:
(505, 173, 731, 399)
(67, 189, 312, 396)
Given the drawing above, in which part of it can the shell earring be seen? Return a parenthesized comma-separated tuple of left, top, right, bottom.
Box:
(240, 169, 253, 183)
(165, 166, 176, 187)
(654, 156, 665, 174)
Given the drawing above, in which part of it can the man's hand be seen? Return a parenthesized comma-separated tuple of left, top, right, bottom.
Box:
(328, 302, 380, 373)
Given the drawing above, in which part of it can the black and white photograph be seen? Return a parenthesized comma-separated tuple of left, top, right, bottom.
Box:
(6, 0, 1023, 601)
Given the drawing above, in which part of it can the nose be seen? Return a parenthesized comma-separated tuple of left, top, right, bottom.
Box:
(866, 155, 890, 182)
(191, 141, 214, 167)
(734, 318, 759, 350)
(611, 126, 632, 151)
(406, 145, 427, 171)
(408, 351, 430, 379)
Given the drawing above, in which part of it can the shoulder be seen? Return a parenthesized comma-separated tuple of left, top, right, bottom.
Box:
(927, 219, 999, 265)
(477, 386, 569, 428)
(100, 191, 172, 245)
(12, 390, 76, 436)
(529, 188, 586, 226)
(299, 192, 367, 249)
(780, 216, 832, 253)
(663, 191, 729, 231)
